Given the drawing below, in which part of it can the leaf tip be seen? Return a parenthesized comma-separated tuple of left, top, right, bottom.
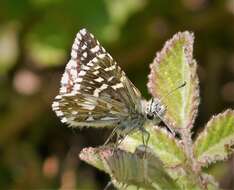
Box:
(147, 31, 195, 97)
(194, 109, 234, 167)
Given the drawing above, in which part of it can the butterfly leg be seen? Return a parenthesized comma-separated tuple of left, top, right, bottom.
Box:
(114, 132, 120, 150)
(116, 126, 139, 148)
(103, 181, 113, 190)
(103, 126, 119, 146)
(141, 128, 150, 147)
(116, 135, 125, 147)
(140, 127, 150, 158)
(165, 123, 176, 137)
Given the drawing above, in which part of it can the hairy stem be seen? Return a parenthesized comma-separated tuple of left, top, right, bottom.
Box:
(180, 128, 204, 189)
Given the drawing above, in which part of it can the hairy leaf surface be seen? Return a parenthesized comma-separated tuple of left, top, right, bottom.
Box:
(148, 32, 199, 129)
(194, 109, 234, 166)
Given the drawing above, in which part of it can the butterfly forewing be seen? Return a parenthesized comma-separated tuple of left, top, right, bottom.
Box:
(52, 28, 143, 128)
(59, 28, 106, 95)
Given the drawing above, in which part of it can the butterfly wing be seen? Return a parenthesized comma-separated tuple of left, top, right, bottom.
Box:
(52, 29, 143, 128)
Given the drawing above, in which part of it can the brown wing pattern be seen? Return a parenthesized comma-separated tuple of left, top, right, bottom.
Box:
(52, 29, 143, 128)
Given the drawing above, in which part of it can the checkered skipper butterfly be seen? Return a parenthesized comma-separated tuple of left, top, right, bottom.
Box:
(52, 28, 167, 146)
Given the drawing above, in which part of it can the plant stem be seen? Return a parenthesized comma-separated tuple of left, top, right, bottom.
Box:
(180, 127, 204, 189)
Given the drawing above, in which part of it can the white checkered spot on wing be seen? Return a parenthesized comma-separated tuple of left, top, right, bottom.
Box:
(59, 28, 106, 95)
(52, 29, 143, 128)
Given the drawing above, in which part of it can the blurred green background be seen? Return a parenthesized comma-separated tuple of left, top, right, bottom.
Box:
(0, 0, 234, 189)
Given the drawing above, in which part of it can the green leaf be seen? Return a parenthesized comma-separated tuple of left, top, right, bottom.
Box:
(0, 24, 18, 74)
(167, 170, 219, 190)
(27, 41, 66, 66)
(102, 147, 179, 190)
(26, 21, 68, 67)
(148, 32, 199, 129)
(80, 146, 179, 190)
(103, 0, 146, 42)
(120, 125, 186, 167)
(193, 109, 234, 166)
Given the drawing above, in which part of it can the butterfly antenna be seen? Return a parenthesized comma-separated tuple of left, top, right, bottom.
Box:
(163, 81, 186, 101)
(157, 81, 187, 136)
(156, 113, 176, 136)
(104, 181, 113, 190)
(103, 126, 119, 146)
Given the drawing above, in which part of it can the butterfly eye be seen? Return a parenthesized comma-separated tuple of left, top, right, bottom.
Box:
(158, 106, 162, 112)
(146, 113, 154, 120)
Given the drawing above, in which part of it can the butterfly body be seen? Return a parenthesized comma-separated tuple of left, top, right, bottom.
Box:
(52, 28, 166, 144)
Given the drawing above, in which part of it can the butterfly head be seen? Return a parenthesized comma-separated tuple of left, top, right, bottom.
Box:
(145, 98, 166, 124)
(144, 81, 187, 125)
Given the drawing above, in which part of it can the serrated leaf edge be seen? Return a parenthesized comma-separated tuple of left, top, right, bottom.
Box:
(186, 60, 200, 128)
(147, 31, 199, 129)
(193, 109, 234, 167)
(147, 31, 194, 98)
(79, 147, 106, 172)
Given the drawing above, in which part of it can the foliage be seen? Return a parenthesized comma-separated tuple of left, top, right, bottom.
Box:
(79, 32, 234, 190)
(1, 0, 234, 189)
